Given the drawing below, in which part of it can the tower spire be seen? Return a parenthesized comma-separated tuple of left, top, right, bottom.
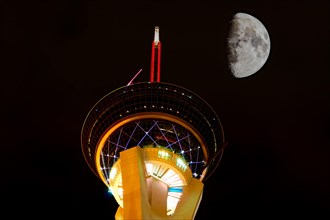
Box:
(150, 26, 161, 82)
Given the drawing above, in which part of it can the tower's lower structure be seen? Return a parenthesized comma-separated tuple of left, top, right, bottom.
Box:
(81, 82, 226, 219)
(114, 146, 204, 219)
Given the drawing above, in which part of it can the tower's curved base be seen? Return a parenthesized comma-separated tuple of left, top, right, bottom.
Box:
(114, 146, 203, 220)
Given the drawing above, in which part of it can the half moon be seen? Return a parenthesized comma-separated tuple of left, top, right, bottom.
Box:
(227, 12, 271, 78)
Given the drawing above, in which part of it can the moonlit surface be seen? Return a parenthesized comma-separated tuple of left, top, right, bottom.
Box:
(227, 12, 271, 78)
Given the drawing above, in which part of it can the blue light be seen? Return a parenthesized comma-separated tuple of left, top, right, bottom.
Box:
(168, 187, 183, 193)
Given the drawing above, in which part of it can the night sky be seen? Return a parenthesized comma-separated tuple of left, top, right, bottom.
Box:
(2, 0, 329, 218)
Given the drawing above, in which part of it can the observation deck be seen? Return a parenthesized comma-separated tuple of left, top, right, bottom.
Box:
(81, 81, 226, 184)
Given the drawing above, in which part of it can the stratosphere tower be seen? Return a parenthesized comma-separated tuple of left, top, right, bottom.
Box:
(81, 26, 227, 219)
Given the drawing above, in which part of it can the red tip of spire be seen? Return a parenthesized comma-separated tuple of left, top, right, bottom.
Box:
(150, 26, 161, 82)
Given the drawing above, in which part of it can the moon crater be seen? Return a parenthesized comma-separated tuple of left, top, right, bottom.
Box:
(227, 13, 271, 78)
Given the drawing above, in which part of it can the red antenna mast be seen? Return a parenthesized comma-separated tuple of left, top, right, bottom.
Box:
(150, 26, 161, 82)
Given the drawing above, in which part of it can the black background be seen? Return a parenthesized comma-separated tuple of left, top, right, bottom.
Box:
(2, 0, 329, 218)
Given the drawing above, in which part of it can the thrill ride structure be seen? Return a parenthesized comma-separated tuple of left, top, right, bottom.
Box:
(81, 26, 227, 219)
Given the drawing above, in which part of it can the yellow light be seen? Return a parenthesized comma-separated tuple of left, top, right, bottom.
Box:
(176, 158, 187, 171)
(158, 150, 170, 160)
(118, 187, 123, 200)
(110, 167, 117, 180)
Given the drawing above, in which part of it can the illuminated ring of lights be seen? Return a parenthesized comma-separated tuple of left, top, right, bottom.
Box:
(95, 112, 209, 186)
(81, 82, 226, 183)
